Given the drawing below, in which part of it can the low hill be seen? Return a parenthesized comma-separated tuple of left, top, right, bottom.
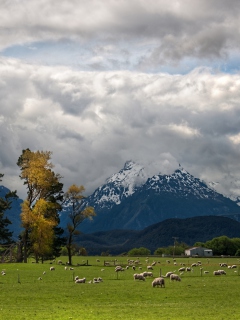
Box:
(76, 215, 240, 255)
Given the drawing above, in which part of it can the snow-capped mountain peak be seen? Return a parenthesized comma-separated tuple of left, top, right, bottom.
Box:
(84, 160, 148, 209)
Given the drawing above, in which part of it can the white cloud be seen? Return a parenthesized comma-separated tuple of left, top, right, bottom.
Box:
(0, 57, 240, 199)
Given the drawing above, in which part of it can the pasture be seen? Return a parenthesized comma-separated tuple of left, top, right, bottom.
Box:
(0, 256, 240, 320)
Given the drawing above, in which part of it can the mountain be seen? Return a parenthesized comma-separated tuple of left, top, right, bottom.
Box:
(75, 161, 240, 233)
(76, 216, 240, 255)
(0, 186, 23, 240)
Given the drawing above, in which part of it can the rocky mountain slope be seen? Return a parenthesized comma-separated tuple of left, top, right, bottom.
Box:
(74, 161, 240, 233)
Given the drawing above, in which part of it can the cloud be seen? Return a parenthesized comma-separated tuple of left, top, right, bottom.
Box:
(1, 1, 240, 72)
(0, 57, 240, 199)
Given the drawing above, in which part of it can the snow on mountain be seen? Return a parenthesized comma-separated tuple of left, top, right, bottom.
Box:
(84, 160, 148, 209)
(144, 166, 219, 199)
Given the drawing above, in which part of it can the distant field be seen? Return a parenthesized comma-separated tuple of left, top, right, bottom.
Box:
(0, 256, 240, 320)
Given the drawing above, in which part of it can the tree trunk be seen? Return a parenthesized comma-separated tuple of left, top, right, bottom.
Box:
(23, 229, 29, 263)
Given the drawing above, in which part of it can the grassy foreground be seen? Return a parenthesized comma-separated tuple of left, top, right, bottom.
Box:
(1, 256, 240, 320)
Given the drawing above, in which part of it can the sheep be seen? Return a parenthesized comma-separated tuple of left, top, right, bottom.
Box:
(64, 266, 68, 270)
(115, 266, 124, 272)
(69, 267, 74, 271)
(38, 277, 42, 280)
(152, 277, 165, 288)
(219, 263, 228, 267)
(164, 271, 174, 278)
(75, 276, 79, 281)
(1, 271, 6, 276)
(204, 271, 209, 274)
(218, 270, 226, 275)
(191, 263, 197, 267)
(170, 274, 181, 282)
(43, 271, 46, 275)
(147, 266, 153, 270)
(186, 267, 191, 272)
(146, 271, 153, 277)
(213, 271, 221, 275)
(50, 266, 55, 271)
(178, 267, 185, 272)
(133, 273, 145, 281)
(75, 277, 86, 283)
(96, 259, 100, 262)
(231, 265, 237, 269)
(57, 260, 62, 265)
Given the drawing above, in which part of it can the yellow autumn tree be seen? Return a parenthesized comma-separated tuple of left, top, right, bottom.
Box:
(64, 184, 96, 265)
(17, 149, 64, 263)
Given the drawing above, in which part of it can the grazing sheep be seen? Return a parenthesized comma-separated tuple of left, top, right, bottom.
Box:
(231, 265, 237, 269)
(96, 259, 100, 262)
(69, 267, 74, 270)
(132, 266, 136, 270)
(57, 260, 62, 265)
(64, 266, 68, 270)
(166, 260, 171, 264)
(75, 277, 86, 283)
(43, 271, 46, 275)
(115, 266, 124, 272)
(133, 273, 145, 281)
(38, 277, 42, 280)
(1, 271, 6, 276)
(50, 267, 55, 271)
(213, 271, 221, 275)
(170, 274, 181, 282)
(164, 271, 174, 278)
(178, 267, 185, 272)
(191, 263, 197, 267)
(147, 266, 153, 270)
(152, 277, 165, 288)
(146, 271, 153, 277)
(186, 267, 191, 272)
(219, 263, 228, 267)
(218, 270, 226, 275)
(75, 276, 79, 281)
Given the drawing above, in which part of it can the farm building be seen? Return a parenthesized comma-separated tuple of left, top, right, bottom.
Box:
(185, 247, 213, 257)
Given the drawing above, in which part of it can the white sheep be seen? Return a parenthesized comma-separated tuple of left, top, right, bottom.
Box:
(147, 266, 153, 270)
(133, 273, 145, 281)
(218, 270, 226, 275)
(64, 266, 68, 270)
(115, 266, 125, 272)
(152, 277, 165, 288)
(75, 277, 86, 283)
(164, 271, 174, 278)
(178, 267, 185, 272)
(50, 266, 55, 271)
(213, 271, 221, 275)
(170, 273, 181, 282)
(146, 271, 153, 277)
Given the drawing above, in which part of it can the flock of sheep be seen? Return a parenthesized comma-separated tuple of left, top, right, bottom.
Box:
(2, 257, 238, 288)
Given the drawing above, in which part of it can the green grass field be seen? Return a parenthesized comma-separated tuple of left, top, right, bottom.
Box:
(1, 256, 240, 320)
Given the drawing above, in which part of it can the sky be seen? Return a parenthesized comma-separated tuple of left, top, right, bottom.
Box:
(1, 0, 240, 200)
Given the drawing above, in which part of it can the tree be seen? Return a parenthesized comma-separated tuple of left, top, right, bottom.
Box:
(0, 173, 18, 244)
(128, 247, 151, 256)
(63, 184, 95, 265)
(17, 149, 64, 262)
(205, 236, 237, 256)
